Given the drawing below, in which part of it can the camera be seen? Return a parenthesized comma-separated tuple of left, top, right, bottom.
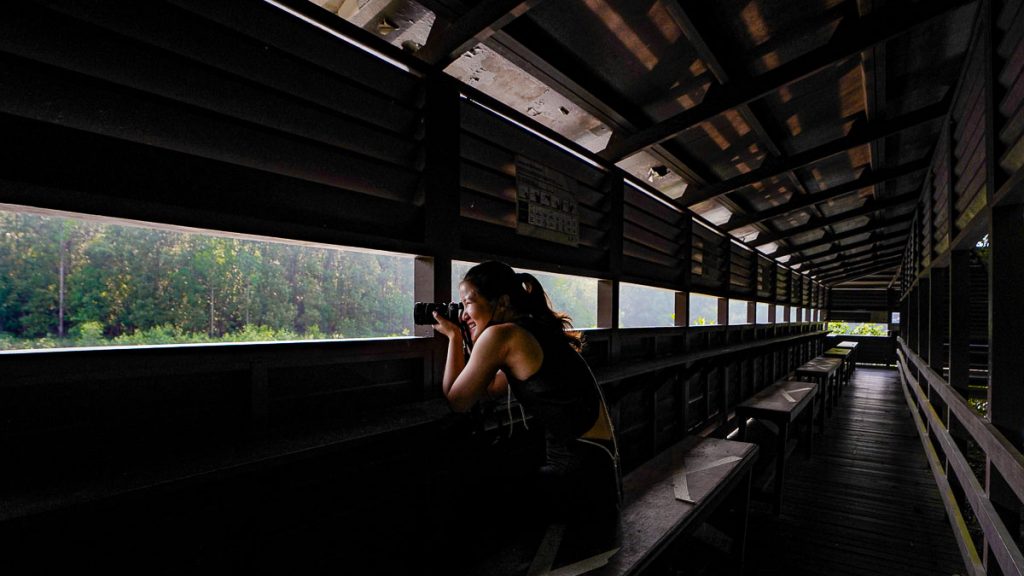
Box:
(413, 301, 464, 325)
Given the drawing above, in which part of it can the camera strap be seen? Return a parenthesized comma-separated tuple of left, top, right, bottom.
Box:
(460, 323, 473, 357)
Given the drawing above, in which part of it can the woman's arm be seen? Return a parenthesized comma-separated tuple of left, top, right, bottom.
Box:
(444, 327, 510, 412)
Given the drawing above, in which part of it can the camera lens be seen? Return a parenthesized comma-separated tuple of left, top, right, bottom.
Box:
(413, 302, 464, 325)
(413, 302, 438, 325)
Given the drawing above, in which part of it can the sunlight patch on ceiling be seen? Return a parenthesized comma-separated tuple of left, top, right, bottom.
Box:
(690, 198, 734, 226)
(618, 151, 689, 198)
(583, 0, 659, 70)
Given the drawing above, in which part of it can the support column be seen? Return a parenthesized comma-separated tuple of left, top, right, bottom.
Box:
(421, 74, 460, 388)
(928, 268, 948, 376)
(918, 278, 931, 365)
(948, 250, 971, 398)
(989, 204, 1024, 451)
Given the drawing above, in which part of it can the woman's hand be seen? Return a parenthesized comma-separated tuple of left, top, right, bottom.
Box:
(433, 311, 463, 341)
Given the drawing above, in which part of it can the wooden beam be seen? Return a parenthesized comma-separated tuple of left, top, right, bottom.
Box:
(817, 256, 902, 283)
(722, 159, 930, 231)
(680, 99, 949, 208)
(785, 229, 908, 266)
(489, 21, 716, 185)
(818, 252, 902, 278)
(598, 0, 972, 162)
(821, 259, 902, 285)
(772, 213, 913, 258)
(753, 192, 918, 247)
(948, 249, 971, 397)
(803, 244, 905, 275)
(989, 204, 1024, 452)
(415, 0, 544, 67)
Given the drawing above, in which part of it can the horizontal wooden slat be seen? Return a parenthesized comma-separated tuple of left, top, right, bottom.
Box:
(460, 101, 607, 189)
(456, 218, 607, 271)
(0, 54, 420, 204)
(623, 221, 685, 258)
(0, 6, 422, 159)
(30, 0, 420, 132)
(623, 205, 685, 241)
(624, 186, 684, 227)
(459, 132, 607, 209)
(623, 239, 684, 269)
(0, 116, 423, 247)
(164, 0, 421, 99)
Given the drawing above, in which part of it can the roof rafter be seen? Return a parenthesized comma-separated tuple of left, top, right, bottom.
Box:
(598, 0, 974, 161)
(771, 213, 912, 258)
(823, 261, 903, 285)
(806, 244, 904, 275)
(818, 255, 903, 283)
(785, 229, 909, 265)
(680, 98, 948, 208)
(722, 158, 929, 231)
(598, 0, 974, 162)
(753, 192, 917, 247)
(489, 20, 716, 185)
(416, 0, 544, 67)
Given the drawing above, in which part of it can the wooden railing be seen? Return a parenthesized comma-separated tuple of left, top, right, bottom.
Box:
(897, 338, 1024, 576)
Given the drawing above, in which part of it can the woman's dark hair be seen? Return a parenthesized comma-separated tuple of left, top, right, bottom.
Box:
(462, 261, 583, 351)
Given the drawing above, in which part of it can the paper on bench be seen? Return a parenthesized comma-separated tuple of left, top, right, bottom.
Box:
(781, 387, 813, 403)
(672, 456, 743, 504)
(527, 523, 619, 576)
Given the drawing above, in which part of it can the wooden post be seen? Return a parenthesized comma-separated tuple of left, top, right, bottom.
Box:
(928, 267, 948, 376)
(913, 284, 921, 352)
(422, 74, 461, 384)
(948, 250, 971, 398)
(674, 291, 689, 328)
(989, 204, 1024, 452)
(918, 277, 931, 365)
(718, 297, 729, 326)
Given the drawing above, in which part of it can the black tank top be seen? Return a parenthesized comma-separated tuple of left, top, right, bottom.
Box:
(503, 317, 600, 444)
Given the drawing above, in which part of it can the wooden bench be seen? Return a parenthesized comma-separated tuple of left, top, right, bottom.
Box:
(735, 380, 818, 514)
(836, 340, 859, 372)
(794, 357, 842, 421)
(592, 437, 758, 576)
(823, 347, 854, 394)
(466, 437, 758, 576)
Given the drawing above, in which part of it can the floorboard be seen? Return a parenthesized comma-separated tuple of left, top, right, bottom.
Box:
(696, 367, 966, 576)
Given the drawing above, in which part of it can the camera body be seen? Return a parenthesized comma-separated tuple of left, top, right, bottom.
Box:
(413, 301, 464, 325)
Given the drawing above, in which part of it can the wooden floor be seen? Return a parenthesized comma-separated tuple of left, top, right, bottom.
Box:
(701, 367, 966, 576)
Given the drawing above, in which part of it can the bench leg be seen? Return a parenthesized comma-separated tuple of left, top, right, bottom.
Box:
(774, 421, 789, 515)
(817, 385, 827, 436)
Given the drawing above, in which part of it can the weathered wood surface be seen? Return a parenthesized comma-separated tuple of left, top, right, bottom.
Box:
(733, 367, 966, 576)
(593, 437, 757, 576)
(737, 380, 818, 513)
(736, 380, 817, 424)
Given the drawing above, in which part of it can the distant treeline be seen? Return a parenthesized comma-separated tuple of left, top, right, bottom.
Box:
(0, 211, 415, 349)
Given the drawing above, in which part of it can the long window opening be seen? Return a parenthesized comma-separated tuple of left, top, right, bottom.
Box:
(0, 207, 417, 350)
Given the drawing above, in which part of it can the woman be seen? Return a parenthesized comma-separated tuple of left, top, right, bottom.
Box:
(433, 261, 620, 556)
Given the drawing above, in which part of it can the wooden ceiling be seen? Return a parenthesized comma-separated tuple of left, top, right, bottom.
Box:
(311, 0, 980, 288)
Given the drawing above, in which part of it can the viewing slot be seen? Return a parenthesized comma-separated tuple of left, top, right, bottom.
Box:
(0, 206, 417, 350)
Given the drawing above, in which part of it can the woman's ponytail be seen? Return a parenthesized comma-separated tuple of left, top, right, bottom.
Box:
(462, 262, 583, 351)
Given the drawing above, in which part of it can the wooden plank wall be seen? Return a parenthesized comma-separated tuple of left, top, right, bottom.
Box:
(895, 1, 1024, 572)
(0, 1, 831, 569)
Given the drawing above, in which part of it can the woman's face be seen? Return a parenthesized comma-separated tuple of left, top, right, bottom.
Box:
(459, 281, 500, 342)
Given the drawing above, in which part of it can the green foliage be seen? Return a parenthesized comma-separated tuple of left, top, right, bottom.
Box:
(851, 323, 887, 336)
(827, 321, 850, 335)
(828, 321, 887, 336)
(0, 211, 416, 349)
(70, 321, 105, 346)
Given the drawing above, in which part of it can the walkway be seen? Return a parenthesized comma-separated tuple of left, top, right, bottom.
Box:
(698, 367, 966, 575)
